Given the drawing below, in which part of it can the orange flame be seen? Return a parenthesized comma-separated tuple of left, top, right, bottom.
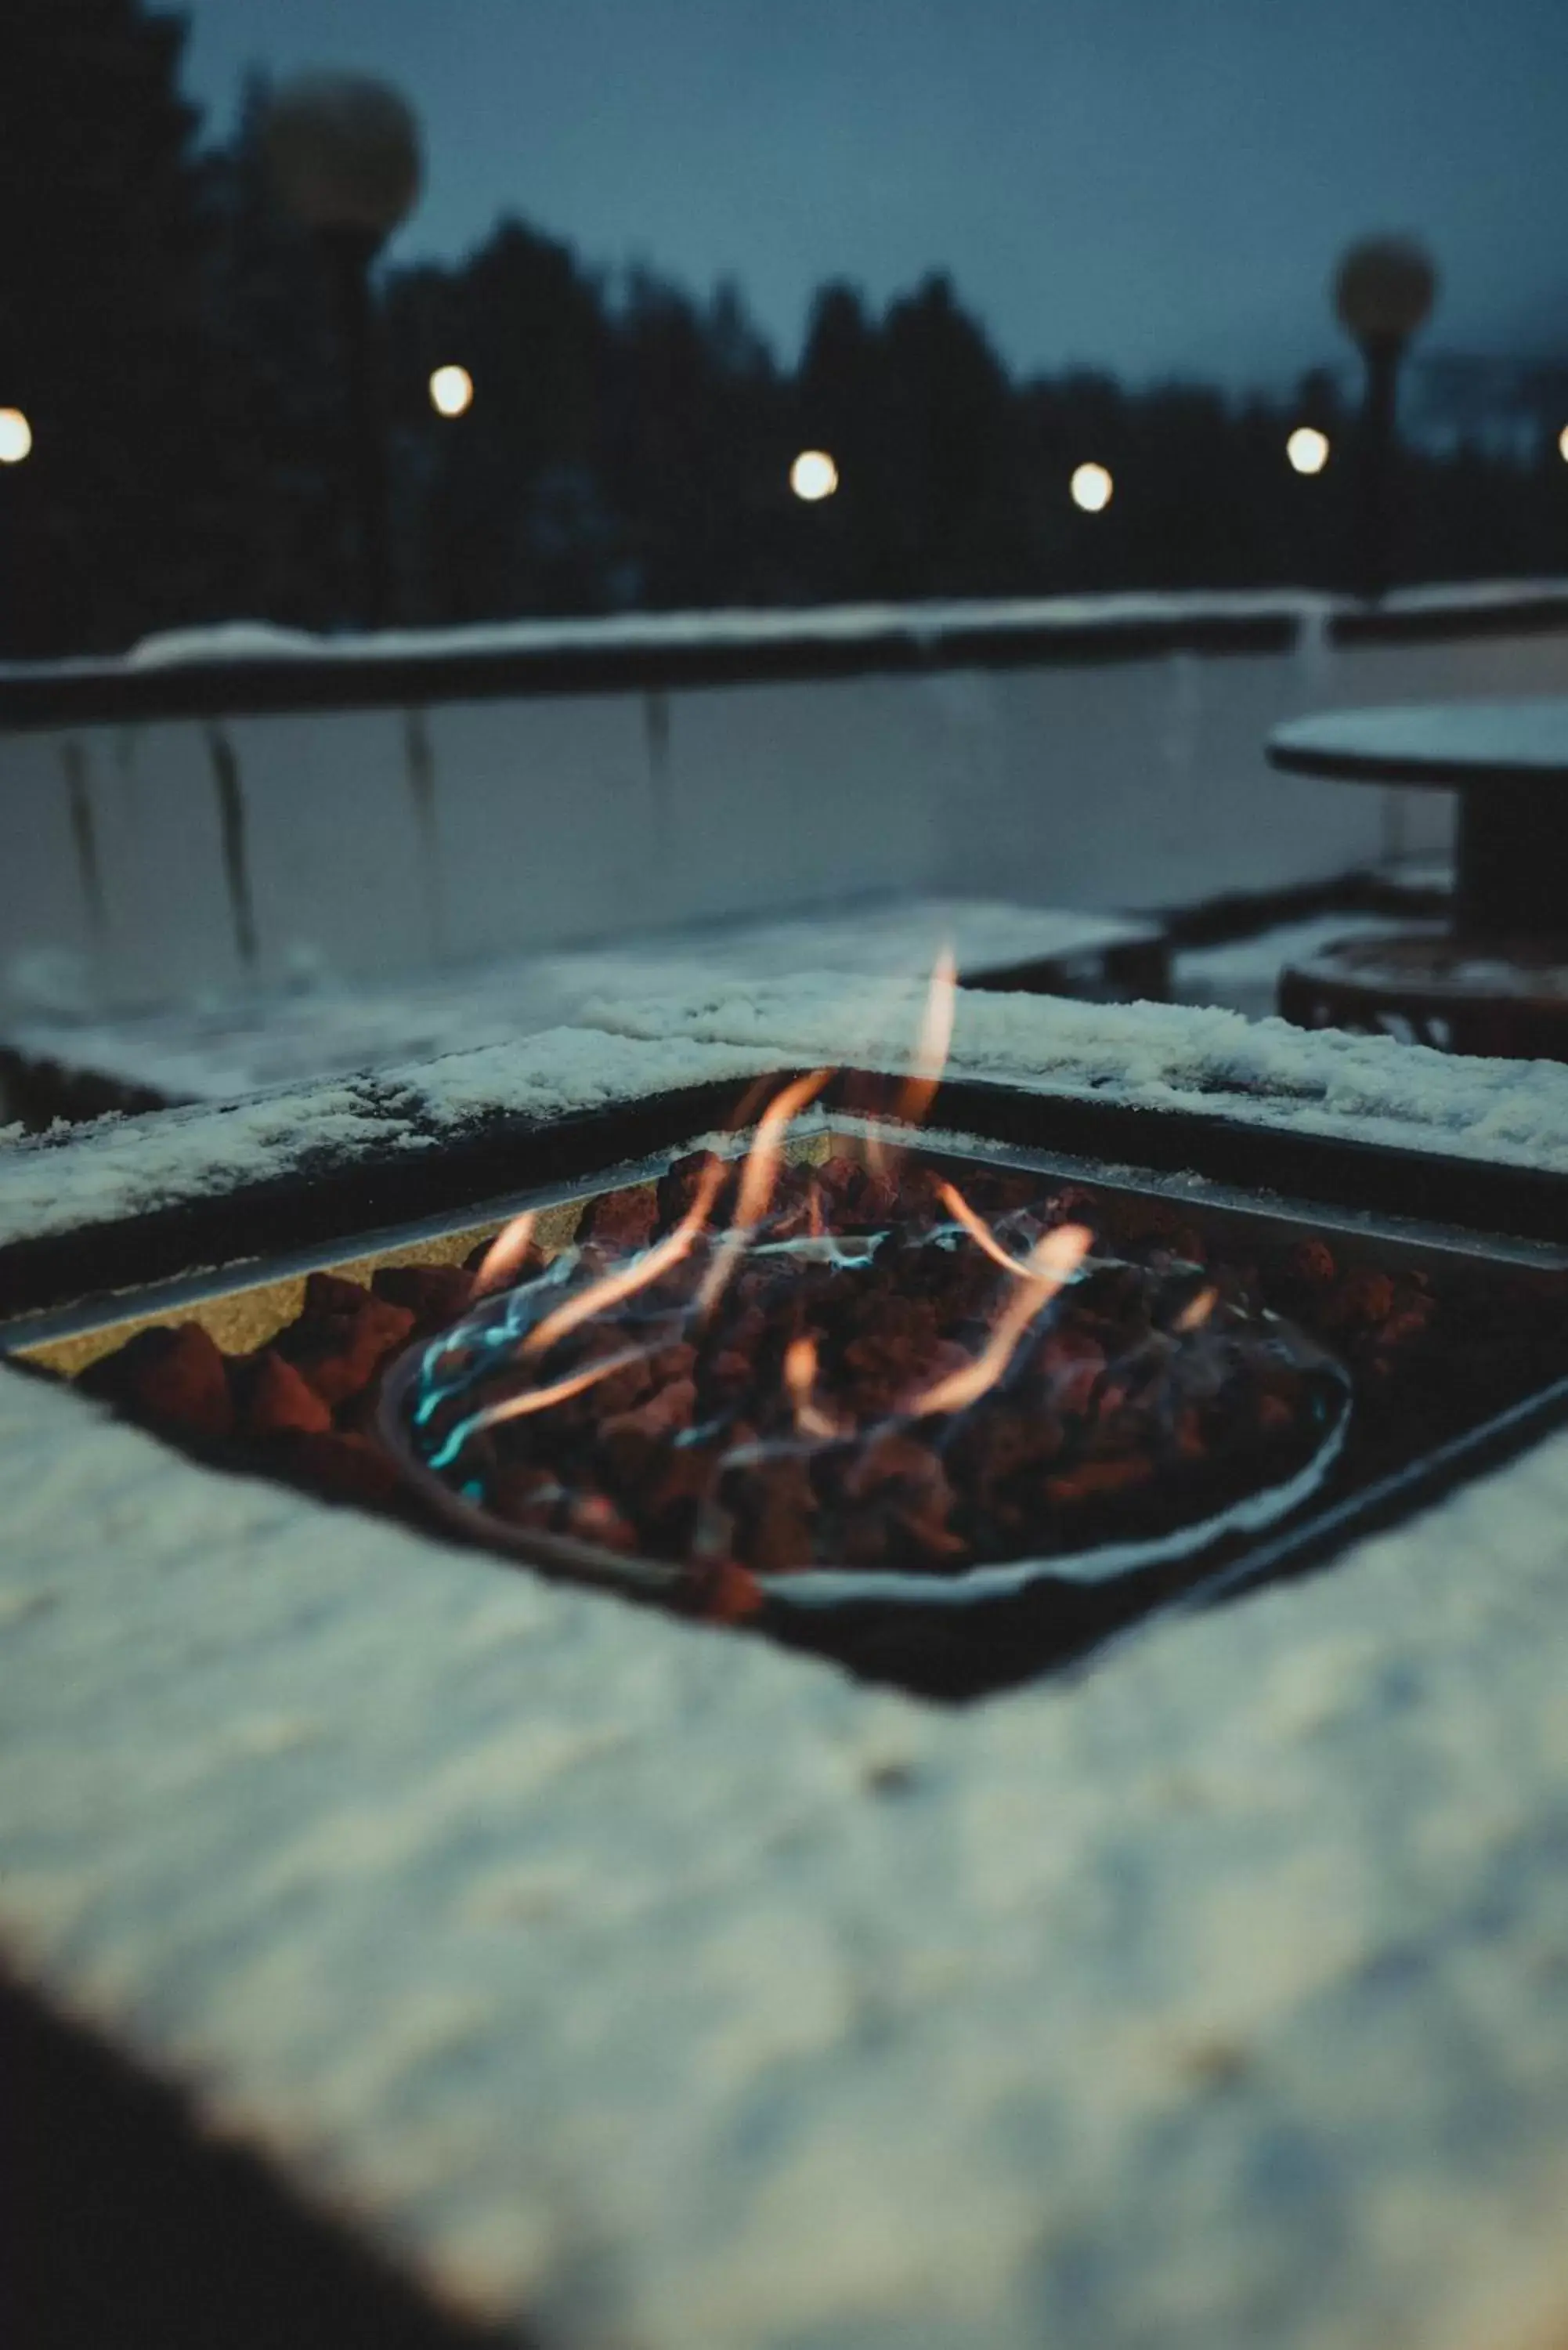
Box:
(935, 1180, 1042, 1279)
(895, 943, 957, 1130)
(735, 1068, 833, 1228)
(865, 945, 956, 1172)
(695, 1068, 832, 1316)
(1173, 1285, 1218, 1333)
(522, 1156, 726, 1360)
(472, 1209, 538, 1297)
(784, 1334, 846, 1440)
(456, 1346, 652, 1441)
(907, 1223, 1092, 1416)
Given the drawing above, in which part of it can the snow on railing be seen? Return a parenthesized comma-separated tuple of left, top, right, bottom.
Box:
(2, 581, 1566, 1018)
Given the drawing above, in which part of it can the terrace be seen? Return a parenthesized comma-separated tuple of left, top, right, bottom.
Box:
(9, 11, 1568, 2346)
(4, 572, 1568, 2348)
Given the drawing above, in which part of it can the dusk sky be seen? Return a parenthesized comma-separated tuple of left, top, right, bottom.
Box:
(179, 0, 1568, 389)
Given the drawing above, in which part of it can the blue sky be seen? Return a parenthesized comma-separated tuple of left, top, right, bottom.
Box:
(178, 0, 1568, 386)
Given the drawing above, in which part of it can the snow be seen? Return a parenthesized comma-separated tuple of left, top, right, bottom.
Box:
(8, 976, 1568, 1260)
(126, 621, 321, 667)
(9, 577, 1565, 689)
(8, 972, 1568, 2345)
(1172, 914, 1435, 1021)
(1271, 696, 1568, 783)
(581, 975, 1568, 1174)
(8, 1220, 1568, 2348)
(0, 898, 1154, 1107)
(0, 1029, 778, 1252)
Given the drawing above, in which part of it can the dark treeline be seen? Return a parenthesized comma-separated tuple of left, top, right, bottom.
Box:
(5, 0, 1567, 659)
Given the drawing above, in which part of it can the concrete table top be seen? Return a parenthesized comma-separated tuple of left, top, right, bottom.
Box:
(1269, 699, 1568, 790)
(1270, 700, 1568, 939)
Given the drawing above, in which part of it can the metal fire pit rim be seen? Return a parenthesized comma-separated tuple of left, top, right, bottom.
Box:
(5, 1061, 1568, 1333)
(8, 1094, 1568, 1366)
(13, 1089, 1568, 1701)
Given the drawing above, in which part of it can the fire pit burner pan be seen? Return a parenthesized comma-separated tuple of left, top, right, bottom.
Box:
(5, 1071, 1568, 1701)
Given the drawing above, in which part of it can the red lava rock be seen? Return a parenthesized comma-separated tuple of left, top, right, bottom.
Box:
(279, 1277, 416, 1406)
(103, 1323, 235, 1441)
(99, 1141, 1562, 1604)
(1324, 1267, 1397, 1332)
(692, 1559, 765, 1620)
(372, 1264, 476, 1325)
(490, 1466, 565, 1528)
(602, 1379, 698, 1445)
(1044, 1456, 1154, 1504)
(732, 1457, 819, 1573)
(1284, 1238, 1337, 1290)
(290, 1431, 403, 1506)
(242, 1351, 333, 1438)
(580, 1187, 659, 1253)
(562, 1492, 638, 1551)
(463, 1232, 550, 1287)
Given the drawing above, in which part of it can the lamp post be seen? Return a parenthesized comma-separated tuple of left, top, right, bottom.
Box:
(265, 72, 421, 629)
(1332, 235, 1437, 603)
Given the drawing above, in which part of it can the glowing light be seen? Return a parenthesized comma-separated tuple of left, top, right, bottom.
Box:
(524, 1158, 726, 1361)
(1069, 461, 1113, 514)
(473, 1209, 537, 1297)
(790, 449, 839, 501)
(432, 1347, 652, 1462)
(785, 1336, 847, 1441)
(908, 1224, 1093, 1417)
(1173, 1285, 1218, 1333)
(866, 945, 958, 1174)
(935, 1181, 1041, 1280)
(896, 946, 957, 1130)
(429, 364, 474, 418)
(695, 1068, 833, 1315)
(1559, 423, 1568, 465)
(1287, 425, 1331, 476)
(0, 408, 34, 465)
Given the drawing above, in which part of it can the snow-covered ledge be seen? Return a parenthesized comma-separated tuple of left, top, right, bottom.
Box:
(6, 985, 1568, 2348)
(4, 580, 1568, 1020)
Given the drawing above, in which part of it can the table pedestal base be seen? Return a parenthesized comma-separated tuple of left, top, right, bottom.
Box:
(1457, 783, 1568, 935)
(1278, 928, 1568, 1061)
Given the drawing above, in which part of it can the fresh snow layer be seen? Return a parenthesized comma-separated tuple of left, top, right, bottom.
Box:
(9, 1263, 1568, 2350)
(6, 978, 1568, 1257)
(580, 976, 1568, 1173)
(43, 576, 1559, 674)
(8, 972, 1568, 2348)
(1172, 916, 1435, 1022)
(1, 898, 1153, 1107)
(0, 1031, 779, 1252)
(1273, 696, 1568, 782)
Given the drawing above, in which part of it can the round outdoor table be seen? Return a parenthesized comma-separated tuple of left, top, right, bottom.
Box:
(1267, 699, 1568, 1056)
(1269, 697, 1568, 938)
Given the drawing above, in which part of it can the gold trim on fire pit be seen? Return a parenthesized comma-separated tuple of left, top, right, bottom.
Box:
(7, 1134, 836, 1381)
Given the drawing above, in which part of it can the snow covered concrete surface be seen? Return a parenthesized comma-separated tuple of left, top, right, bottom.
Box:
(8, 979, 1568, 1253)
(6, 983, 1568, 2348)
(0, 896, 1158, 1108)
(1171, 913, 1436, 1021)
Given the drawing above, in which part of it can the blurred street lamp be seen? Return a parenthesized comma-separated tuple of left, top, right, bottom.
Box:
(1286, 425, 1331, 476)
(1070, 461, 1114, 513)
(790, 449, 839, 501)
(0, 408, 32, 465)
(266, 71, 422, 627)
(1333, 234, 1437, 600)
(1558, 422, 1568, 465)
(429, 364, 474, 418)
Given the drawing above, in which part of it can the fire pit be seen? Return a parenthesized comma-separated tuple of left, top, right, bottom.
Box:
(8, 1014, 1568, 1698)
